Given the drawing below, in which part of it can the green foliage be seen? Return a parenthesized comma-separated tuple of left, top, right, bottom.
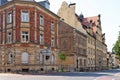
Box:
(59, 52, 66, 61)
(113, 33, 120, 60)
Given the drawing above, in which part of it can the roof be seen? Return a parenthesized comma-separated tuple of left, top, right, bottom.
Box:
(0, 0, 60, 19)
(82, 16, 99, 27)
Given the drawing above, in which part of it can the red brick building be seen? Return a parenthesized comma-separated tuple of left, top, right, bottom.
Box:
(58, 20, 87, 72)
(0, 0, 59, 73)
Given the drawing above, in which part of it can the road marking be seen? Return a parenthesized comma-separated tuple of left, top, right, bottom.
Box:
(94, 76, 114, 80)
(114, 73, 120, 77)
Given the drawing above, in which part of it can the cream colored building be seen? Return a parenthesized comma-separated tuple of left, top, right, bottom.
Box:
(58, 1, 108, 71)
(82, 15, 108, 71)
(58, 1, 87, 71)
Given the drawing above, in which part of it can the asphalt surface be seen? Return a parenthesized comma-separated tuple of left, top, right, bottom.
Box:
(0, 69, 120, 80)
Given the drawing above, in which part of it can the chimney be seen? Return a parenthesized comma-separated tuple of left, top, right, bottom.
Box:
(69, 3, 76, 12)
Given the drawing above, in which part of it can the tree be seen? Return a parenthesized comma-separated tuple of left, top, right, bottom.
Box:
(113, 32, 120, 60)
(59, 52, 66, 61)
(58, 52, 66, 72)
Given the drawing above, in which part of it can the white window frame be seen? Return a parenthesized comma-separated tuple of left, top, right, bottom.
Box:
(51, 21, 54, 31)
(21, 11, 29, 22)
(51, 38, 54, 47)
(7, 32, 12, 43)
(39, 53, 43, 64)
(21, 32, 29, 43)
(40, 34, 44, 44)
(8, 52, 13, 64)
(7, 12, 12, 23)
(40, 15, 44, 26)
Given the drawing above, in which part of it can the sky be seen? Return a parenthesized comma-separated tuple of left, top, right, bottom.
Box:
(36, 0, 120, 52)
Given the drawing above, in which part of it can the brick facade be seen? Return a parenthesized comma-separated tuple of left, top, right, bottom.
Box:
(0, 0, 59, 73)
(58, 20, 87, 71)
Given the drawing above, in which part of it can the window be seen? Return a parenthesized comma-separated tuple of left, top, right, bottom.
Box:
(21, 52, 28, 64)
(40, 34, 44, 44)
(51, 55, 55, 64)
(39, 54, 43, 64)
(8, 52, 13, 64)
(21, 11, 29, 22)
(51, 21, 54, 31)
(40, 15, 44, 26)
(46, 55, 50, 60)
(7, 32, 12, 43)
(51, 38, 54, 47)
(21, 32, 29, 43)
(7, 13, 12, 23)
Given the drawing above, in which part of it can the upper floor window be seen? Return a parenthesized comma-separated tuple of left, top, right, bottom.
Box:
(51, 21, 54, 31)
(51, 38, 54, 47)
(7, 32, 12, 43)
(21, 32, 29, 43)
(40, 15, 44, 26)
(7, 13, 12, 24)
(40, 34, 44, 44)
(21, 11, 29, 22)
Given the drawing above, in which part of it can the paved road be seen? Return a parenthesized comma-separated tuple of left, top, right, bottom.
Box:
(0, 69, 120, 80)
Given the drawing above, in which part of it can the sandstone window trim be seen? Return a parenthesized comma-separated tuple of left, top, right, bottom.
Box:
(21, 10, 29, 22)
(51, 54, 55, 64)
(51, 20, 54, 31)
(21, 52, 29, 64)
(21, 31, 29, 43)
(40, 34, 44, 45)
(7, 12, 12, 24)
(7, 32, 12, 44)
(40, 15, 44, 26)
(39, 53, 44, 64)
(51, 37, 55, 47)
(8, 52, 14, 64)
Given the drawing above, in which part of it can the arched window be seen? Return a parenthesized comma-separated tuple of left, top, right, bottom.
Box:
(8, 52, 13, 64)
(21, 52, 28, 64)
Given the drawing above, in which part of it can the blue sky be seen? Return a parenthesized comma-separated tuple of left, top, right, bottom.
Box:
(36, 0, 120, 52)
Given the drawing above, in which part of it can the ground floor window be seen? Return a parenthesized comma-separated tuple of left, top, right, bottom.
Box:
(21, 52, 28, 64)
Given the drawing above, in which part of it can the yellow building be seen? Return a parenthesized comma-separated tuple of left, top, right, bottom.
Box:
(81, 15, 108, 71)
